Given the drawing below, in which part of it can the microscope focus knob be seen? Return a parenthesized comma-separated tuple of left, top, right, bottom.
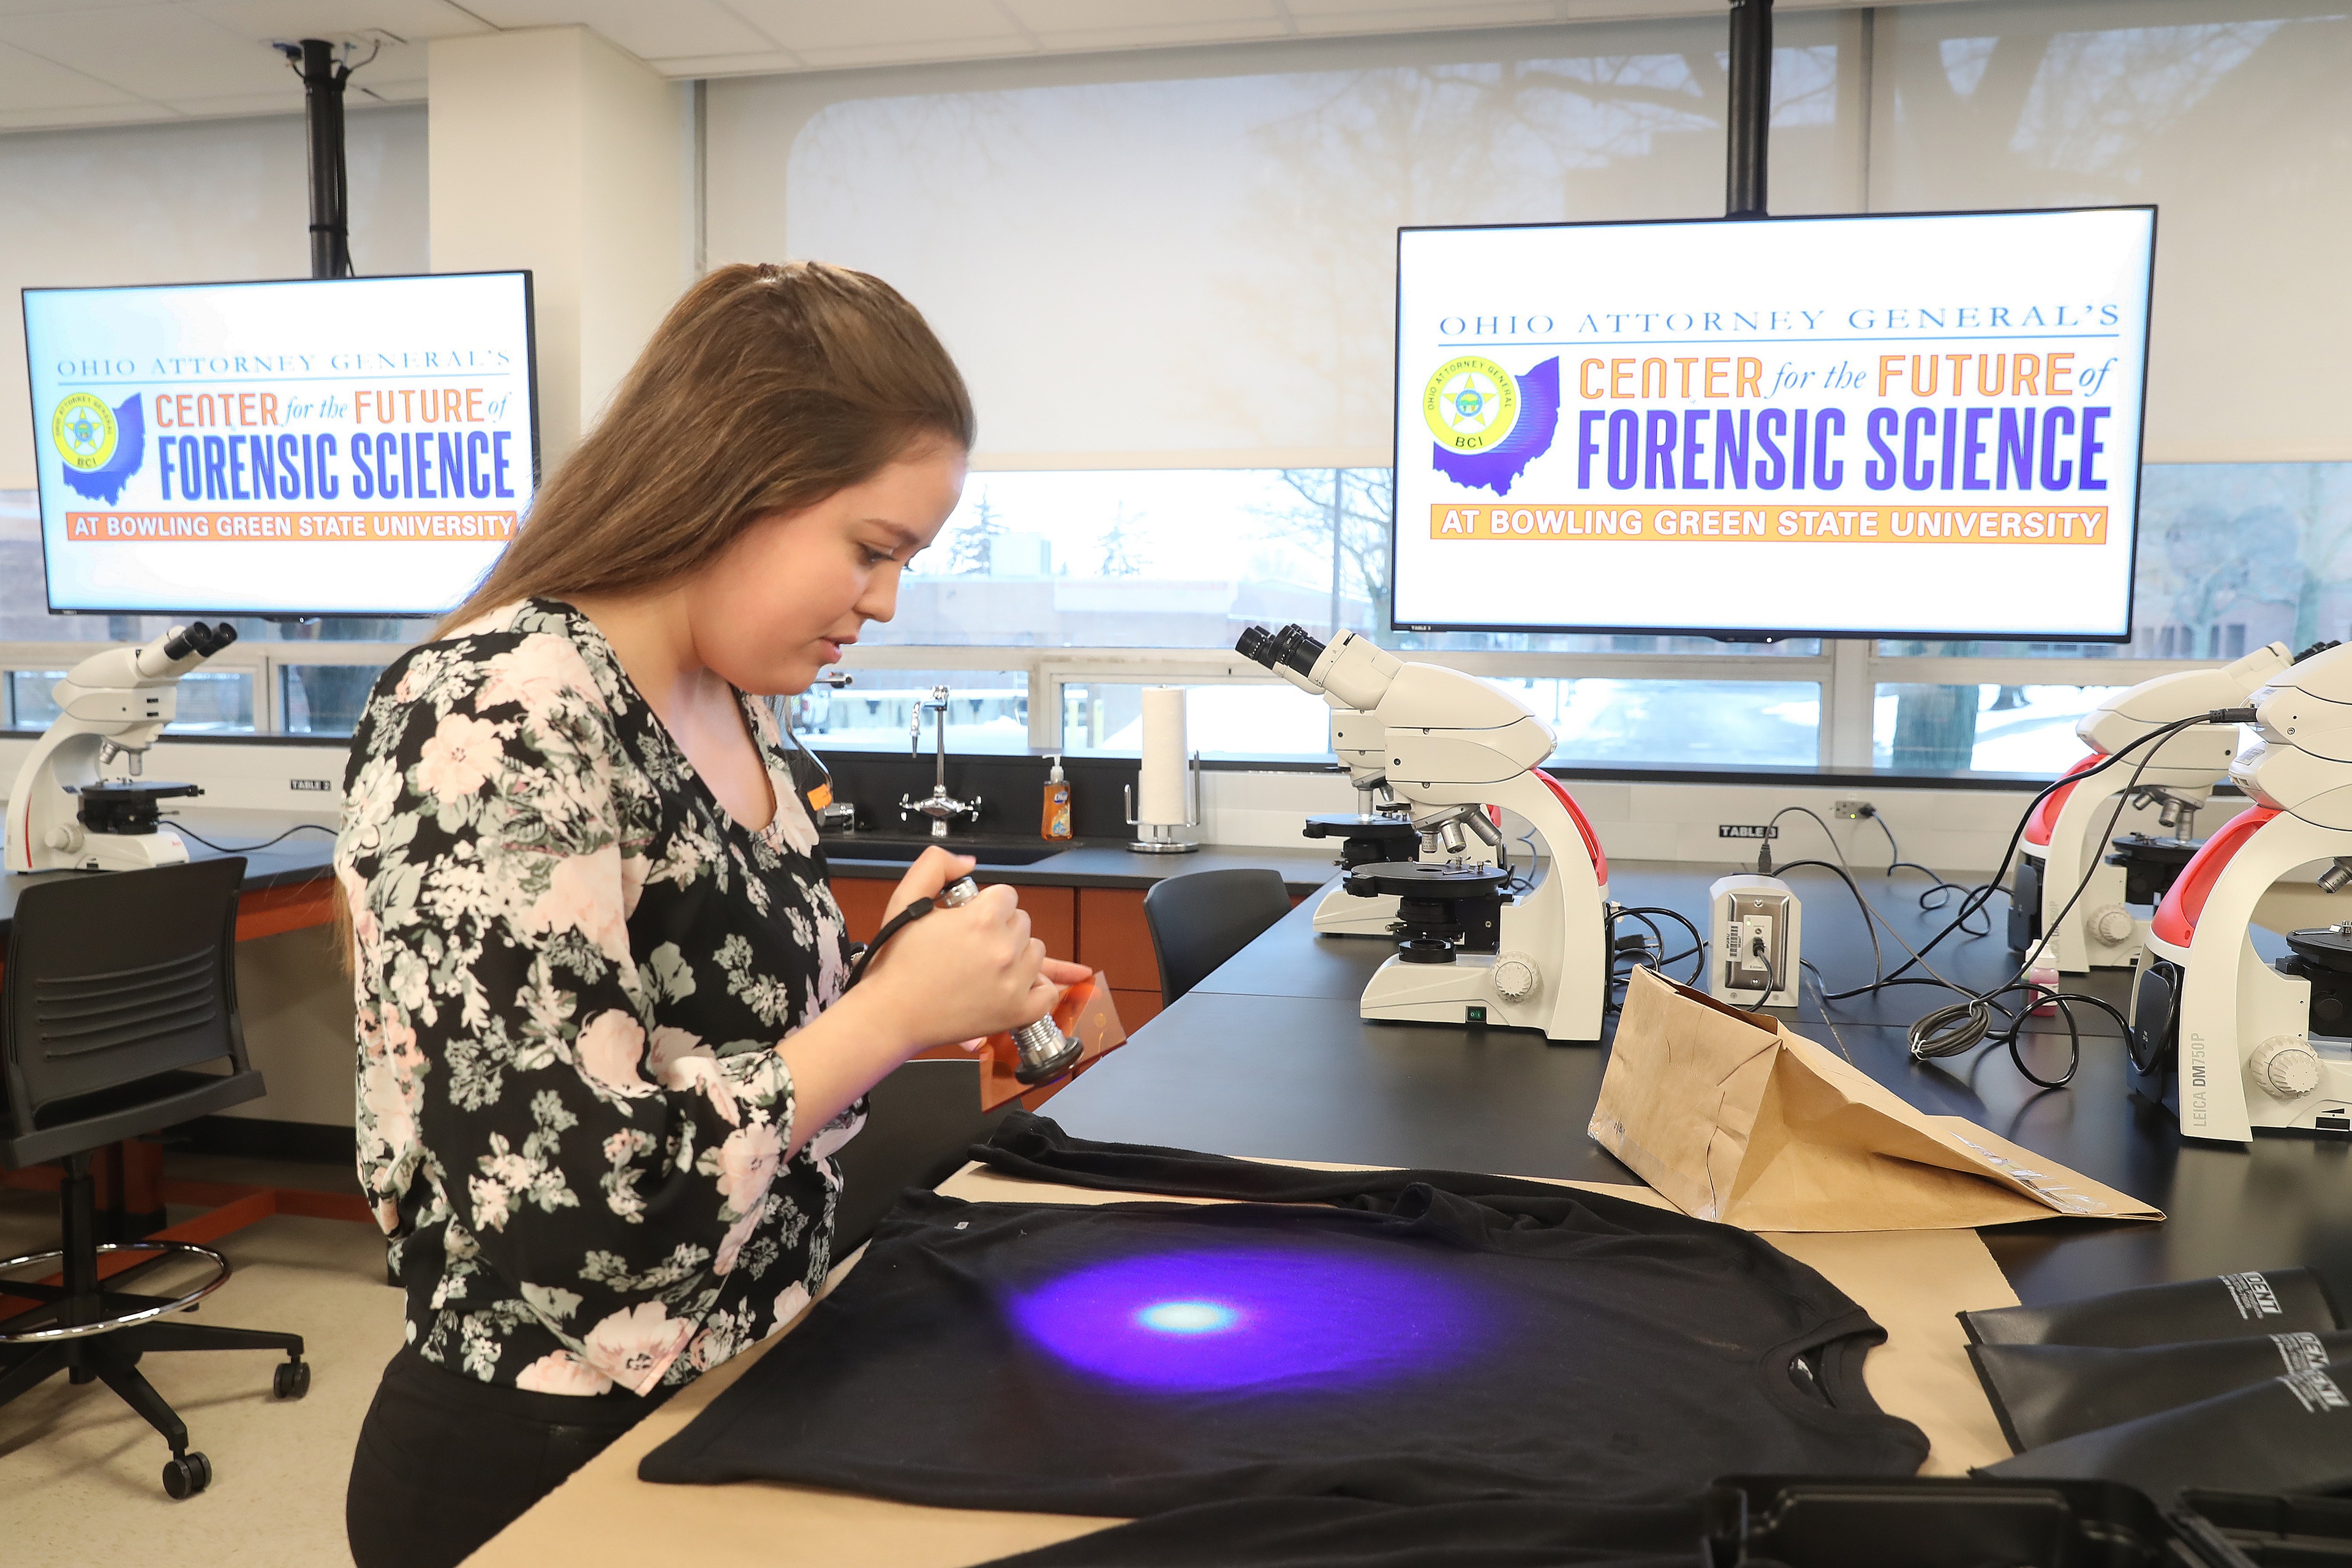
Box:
(1493, 951, 1540, 1003)
(2089, 906, 2136, 944)
(43, 823, 83, 853)
(2252, 1035, 2323, 1099)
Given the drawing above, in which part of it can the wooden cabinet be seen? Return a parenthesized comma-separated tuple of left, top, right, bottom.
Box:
(826, 876, 894, 945)
(826, 878, 1074, 963)
(827, 876, 1163, 1027)
(1074, 886, 1163, 1028)
(825, 876, 1307, 1030)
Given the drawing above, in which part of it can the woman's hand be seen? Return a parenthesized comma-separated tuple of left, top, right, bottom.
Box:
(858, 856, 1050, 1048)
(776, 861, 1092, 1158)
(882, 845, 976, 924)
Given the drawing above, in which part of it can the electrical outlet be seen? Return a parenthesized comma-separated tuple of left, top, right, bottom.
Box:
(1832, 799, 1874, 820)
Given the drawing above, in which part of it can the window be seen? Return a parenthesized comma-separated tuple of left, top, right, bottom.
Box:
(1060, 682, 1332, 759)
(3, 5, 2340, 777)
(1498, 677, 1821, 769)
(2, 488, 424, 735)
(787, 671, 1031, 755)
(1872, 684, 2130, 774)
(886, 469, 1393, 651)
(282, 664, 392, 737)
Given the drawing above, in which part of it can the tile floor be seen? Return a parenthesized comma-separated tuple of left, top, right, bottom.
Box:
(0, 1154, 399, 1568)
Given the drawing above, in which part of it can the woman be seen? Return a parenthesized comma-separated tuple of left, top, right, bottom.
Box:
(337, 262, 1076, 1568)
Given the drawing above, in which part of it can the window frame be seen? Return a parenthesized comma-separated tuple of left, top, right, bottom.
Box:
(0, 638, 2222, 778)
(0, 638, 415, 738)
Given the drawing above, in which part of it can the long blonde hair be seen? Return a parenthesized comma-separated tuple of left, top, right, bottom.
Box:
(440, 260, 974, 631)
(340, 262, 973, 972)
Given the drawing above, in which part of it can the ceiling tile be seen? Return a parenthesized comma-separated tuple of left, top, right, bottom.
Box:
(720, 0, 1030, 55)
(189, 0, 491, 42)
(1035, 16, 1292, 52)
(1283, 0, 1560, 33)
(1000, 0, 1284, 31)
(0, 5, 302, 100)
(158, 87, 310, 115)
(0, 34, 143, 109)
(644, 48, 802, 77)
(791, 34, 1040, 68)
(0, 99, 176, 129)
(317, 36, 429, 92)
(1556, 0, 1720, 19)
(461, 0, 782, 59)
(0, 0, 151, 16)
(355, 74, 426, 102)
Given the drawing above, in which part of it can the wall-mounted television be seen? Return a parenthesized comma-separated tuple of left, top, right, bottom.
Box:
(1392, 207, 2155, 641)
(23, 270, 537, 617)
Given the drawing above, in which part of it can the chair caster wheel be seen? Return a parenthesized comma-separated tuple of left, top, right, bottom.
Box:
(273, 1359, 310, 1400)
(162, 1450, 212, 1499)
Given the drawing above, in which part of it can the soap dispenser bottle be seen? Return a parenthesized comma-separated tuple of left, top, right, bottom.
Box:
(1041, 755, 1073, 841)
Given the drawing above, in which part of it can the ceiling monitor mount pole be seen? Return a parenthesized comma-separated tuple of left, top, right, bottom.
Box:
(1725, 0, 1773, 218)
(276, 38, 373, 279)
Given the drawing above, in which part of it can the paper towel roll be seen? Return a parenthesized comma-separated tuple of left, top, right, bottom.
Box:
(1137, 686, 1190, 826)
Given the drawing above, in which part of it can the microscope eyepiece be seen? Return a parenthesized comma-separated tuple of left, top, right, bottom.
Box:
(1268, 624, 1327, 679)
(155, 621, 238, 666)
(1234, 626, 1276, 668)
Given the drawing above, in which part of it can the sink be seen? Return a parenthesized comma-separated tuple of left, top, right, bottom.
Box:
(821, 840, 1071, 867)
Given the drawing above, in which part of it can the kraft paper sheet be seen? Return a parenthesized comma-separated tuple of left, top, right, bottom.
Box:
(466, 1158, 2020, 1567)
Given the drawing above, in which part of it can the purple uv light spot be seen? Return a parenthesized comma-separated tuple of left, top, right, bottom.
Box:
(1136, 1300, 1240, 1335)
(1008, 1243, 1483, 1394)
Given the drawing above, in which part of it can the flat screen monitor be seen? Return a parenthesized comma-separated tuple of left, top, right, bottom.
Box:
(1392, 208, 2155, 641)
(23, 271, 537, 617)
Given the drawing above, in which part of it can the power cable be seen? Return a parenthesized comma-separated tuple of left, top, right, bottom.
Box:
(169, 821, 337, 854)
(1774, 709, 2253, 1087)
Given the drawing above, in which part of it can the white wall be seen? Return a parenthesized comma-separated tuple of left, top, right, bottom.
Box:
(0, 105, 429, 489)
(428, 27, 695, 464)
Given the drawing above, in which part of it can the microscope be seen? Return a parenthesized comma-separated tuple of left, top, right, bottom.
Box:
(6, 622, 239, 873)
(2129, 641, 2352, 1141)
(1235, 623, 1610, 1042)
(1236, 625, 1421, 937)
(2012, 643, 2301, 973)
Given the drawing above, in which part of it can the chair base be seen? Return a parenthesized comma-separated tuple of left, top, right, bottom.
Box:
(0, 1318, 308, 1497)
(0, 1153, 309, 1498)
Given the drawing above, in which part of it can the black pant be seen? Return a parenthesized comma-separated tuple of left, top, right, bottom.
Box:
(346, 1346, 667, 1568)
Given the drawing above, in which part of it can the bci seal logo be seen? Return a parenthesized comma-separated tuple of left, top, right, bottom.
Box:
(1424, 357, 1521, 454)
(1421, 355, 1563, 499)
(51, 391, 146, 504)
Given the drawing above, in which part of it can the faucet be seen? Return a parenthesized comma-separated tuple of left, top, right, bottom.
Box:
(898, 684, 982, 839)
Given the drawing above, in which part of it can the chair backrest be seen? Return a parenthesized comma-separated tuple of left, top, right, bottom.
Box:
(2, 857, 248, 1139)
(1142, 868, 1294, 1009)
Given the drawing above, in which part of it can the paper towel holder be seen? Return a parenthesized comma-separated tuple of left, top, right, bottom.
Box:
(1123, 750, 1200, 854)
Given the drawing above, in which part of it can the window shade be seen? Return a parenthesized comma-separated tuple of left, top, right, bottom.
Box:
(706, 17, 1863, 467)
(707, 1, 2347, 468)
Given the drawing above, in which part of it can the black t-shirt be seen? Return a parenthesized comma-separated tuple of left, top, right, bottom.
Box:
(641, 1114, 1926, 1532)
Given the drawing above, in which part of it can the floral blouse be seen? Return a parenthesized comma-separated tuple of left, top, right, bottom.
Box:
(336, 597, 859, 1397)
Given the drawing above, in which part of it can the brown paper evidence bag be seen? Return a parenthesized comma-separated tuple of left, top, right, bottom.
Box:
(1591, 970, 2162, 1232)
